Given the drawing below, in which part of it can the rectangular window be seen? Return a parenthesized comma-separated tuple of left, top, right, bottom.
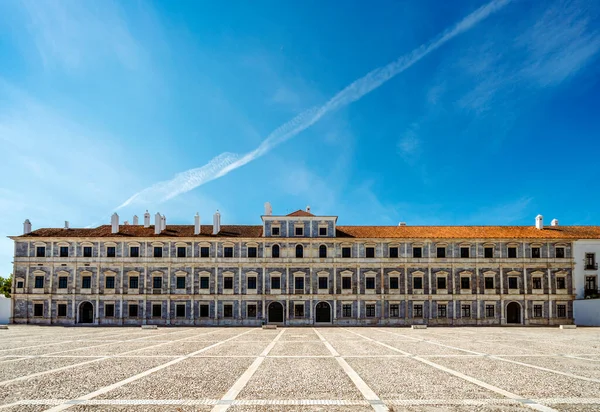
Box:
(343, 304, 352, 317)
(342, 247, 352, 258)
(532, 247, 541, 258)
(83, 246, 92, 258)
(200, 246, 210, 257)
(60, 246, 69, 257)
(485, 277, 494, 289)
(319, 277, 328, 289)
(36, 246, 45, 257)
(319, 227, 327, 236)
(366, 304, 375, 317)
(555, 247, 565, 258)
(295, 227, 303, 236)
(153, 277, 162, 289)
(247, 247, 257, 258)
(366, 277, 375, 290)
(247, 276, 257, 290)
(460, 247, 470, 258)
(177, 246, 186, 258)
(82, 276, 91, 289)
(107, 246, 116, 258)
(366, 247, 375, 258)
(176, 304, 186, 318)
(199, 304, 209, 317)
(224, 277, 233, 290)
(130, 246, 139, 258)
(58, 276, 68, 289)
(413, 277, 423, 290)
(271, 277, 281, 290)
(413, 304, 423, 318)
(461, 304, 471, 318)
(508, 247, 517, 258)
(461, 277, 470, 289)
(247, 304, 257, 318)
(557, 304, 566, 318)
(485, 304, 495, 318)
(389, 277, 399, 289)
(271, 226, 280, 236)
(58, 304, 67, 317)
(154, 246, 163, 258)
(200, 276, 209, 289)
(437, 277, 446, 290)
(437, 247, 446, 258)
(508, 277, 518, 289)
(389, 247, 399, 258)
(224, 247, 233, 258)
(34, 303, 43, 317)
(129, 304, 139, 317)
(17, 280, 24, 288)
(152, 304, 162, 317)
(105, 304, 115, 317)
(413, 247, 422, 258)
(342, 277, 352, 289)
(105, 276, 115, 289)
(223, 304, 233, 318)
(35, 276, 44, 289)
(484, 247, 494, 258)
(533, 278, 542, 289)
(585, 253, 596, 269)
(556, 277, 566, 289)
(176, 277, 186, 289)
(295, 276, 304, 292)
(294, 304, 304, 317)
(390, 304, 399, 317)
(438, 304, 447, 318)
(533, 304, 543, 318)
(129, 276, 139, 289)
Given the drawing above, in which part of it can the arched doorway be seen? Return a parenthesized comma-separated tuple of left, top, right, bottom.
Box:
(315, 302, 331, 323)
(506, 302, 521, 324)
(268, 302, 284, 323)
(79, 302, 94, 324)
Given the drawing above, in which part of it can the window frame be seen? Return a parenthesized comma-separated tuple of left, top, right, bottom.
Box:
(105, 303, 115, 318)
(176, 303, 186, 318)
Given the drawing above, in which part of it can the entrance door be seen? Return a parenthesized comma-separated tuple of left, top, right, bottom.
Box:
(268, 302, 284, 323)
(315, 302, 331, 323)
(79, 302, 94, 324)
(506, 302, 521, 324)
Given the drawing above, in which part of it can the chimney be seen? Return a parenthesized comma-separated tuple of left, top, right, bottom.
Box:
(64, 221, 69, 229)
(551, 218, 559, 227)
(399, 222, 406, 226)
(306, 205, 311, 213)
(194, 213, 201, 235)
(213, 210, 221, 235)
(161, 215, 166, 230)
(264, 202, 272, 216)
(154, 212, 161, 235)
(23, 219, 32, 235)
(144, 210, 151, 228)
(535, 214, 543, 230)
(111, 213, 119, 234)
(133, 215, 139, 225)
(124, 221, 129, 225)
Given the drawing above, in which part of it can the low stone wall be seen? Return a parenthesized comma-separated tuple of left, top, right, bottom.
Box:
(574, 299, 600, 326)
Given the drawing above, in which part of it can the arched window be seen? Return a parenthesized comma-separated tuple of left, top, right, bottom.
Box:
(319, 244, 327, 258)
(272, 244, 280, 258)
(296, 244, 303, 258)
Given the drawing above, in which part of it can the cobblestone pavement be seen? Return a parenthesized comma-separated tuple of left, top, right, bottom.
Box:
(1, 326, 600, 411)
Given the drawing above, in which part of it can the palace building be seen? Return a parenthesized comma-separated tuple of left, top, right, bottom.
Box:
(9, 204, 600, 326)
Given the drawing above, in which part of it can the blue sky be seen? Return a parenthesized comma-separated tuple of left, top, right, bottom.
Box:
(1, 0, 600, 275)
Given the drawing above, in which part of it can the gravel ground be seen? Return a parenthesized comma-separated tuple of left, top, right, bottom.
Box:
(63, 341, 166, 356)
(238, 358, 364, 400)
(325, 339, 400, 356)
(269, 342, 332, 356)
(71, 406, 213, 411)
(196, 341, 270, 356)
(386, 405, 529, 412)
(552, 404, 600, 412)
(382, 341, 468, 355)
(496, 355, 600, 380)
(229, 406, 373, 412)
(96, 357, 253, 399)
(0, 356, 103, 381)
(126, 340, 220, 356)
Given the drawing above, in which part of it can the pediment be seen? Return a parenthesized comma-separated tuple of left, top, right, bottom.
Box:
(483, 271, 496, 276)
(506, 270, 521, 276)
(436, 271, 449, 276)
(412, 270, 425, 276)
(388, 270, 401, 276)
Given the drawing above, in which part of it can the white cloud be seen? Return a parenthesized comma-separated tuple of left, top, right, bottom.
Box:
(397, 123, 421, 161)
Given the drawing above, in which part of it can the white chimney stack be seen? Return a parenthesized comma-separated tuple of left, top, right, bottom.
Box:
(213, 210, 221, 235)
(133, 215, 139, 225)
(154, 212, 161, 235)
(535, 214, 543, 230)
(264, 202, 272, 216)
(23, 219, 32, 235)
(111, 213, 119, 234)
(64, 221, 69, 229)
(144, 210, 150, 228)
(161, 215, 166, 230)
(124, 221, 129, 225)
(306, 205, 311, 213)
(194, 213, 201, 235)
(399, 222, 406, 226)
(551, 218, 559, 227)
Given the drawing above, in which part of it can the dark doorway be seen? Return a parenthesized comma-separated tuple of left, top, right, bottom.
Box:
(315, 302, 331, 323)
(79, 302, 94, 324)
(506, 302, 521, 324)
(268, 302, 284, 323)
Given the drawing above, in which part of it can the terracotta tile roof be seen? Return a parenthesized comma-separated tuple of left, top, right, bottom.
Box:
(286, 210, 315, 217)
(18, 225, 263, 238)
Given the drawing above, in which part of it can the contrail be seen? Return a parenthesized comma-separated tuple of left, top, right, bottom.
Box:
(117, 0, 511, 210)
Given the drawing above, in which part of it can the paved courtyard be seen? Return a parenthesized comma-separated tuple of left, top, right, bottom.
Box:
(1, 326, 600, 411)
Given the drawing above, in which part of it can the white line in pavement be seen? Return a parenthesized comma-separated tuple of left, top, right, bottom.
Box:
(211, 328, 286, 412)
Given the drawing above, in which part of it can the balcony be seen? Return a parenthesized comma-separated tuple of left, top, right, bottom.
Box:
(584, 289, 599, 299)
(585, 263, 598, 270)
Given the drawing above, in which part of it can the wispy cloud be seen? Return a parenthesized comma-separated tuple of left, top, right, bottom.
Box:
(397, 123, 421, 162)
(117, 0, 512, 210)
